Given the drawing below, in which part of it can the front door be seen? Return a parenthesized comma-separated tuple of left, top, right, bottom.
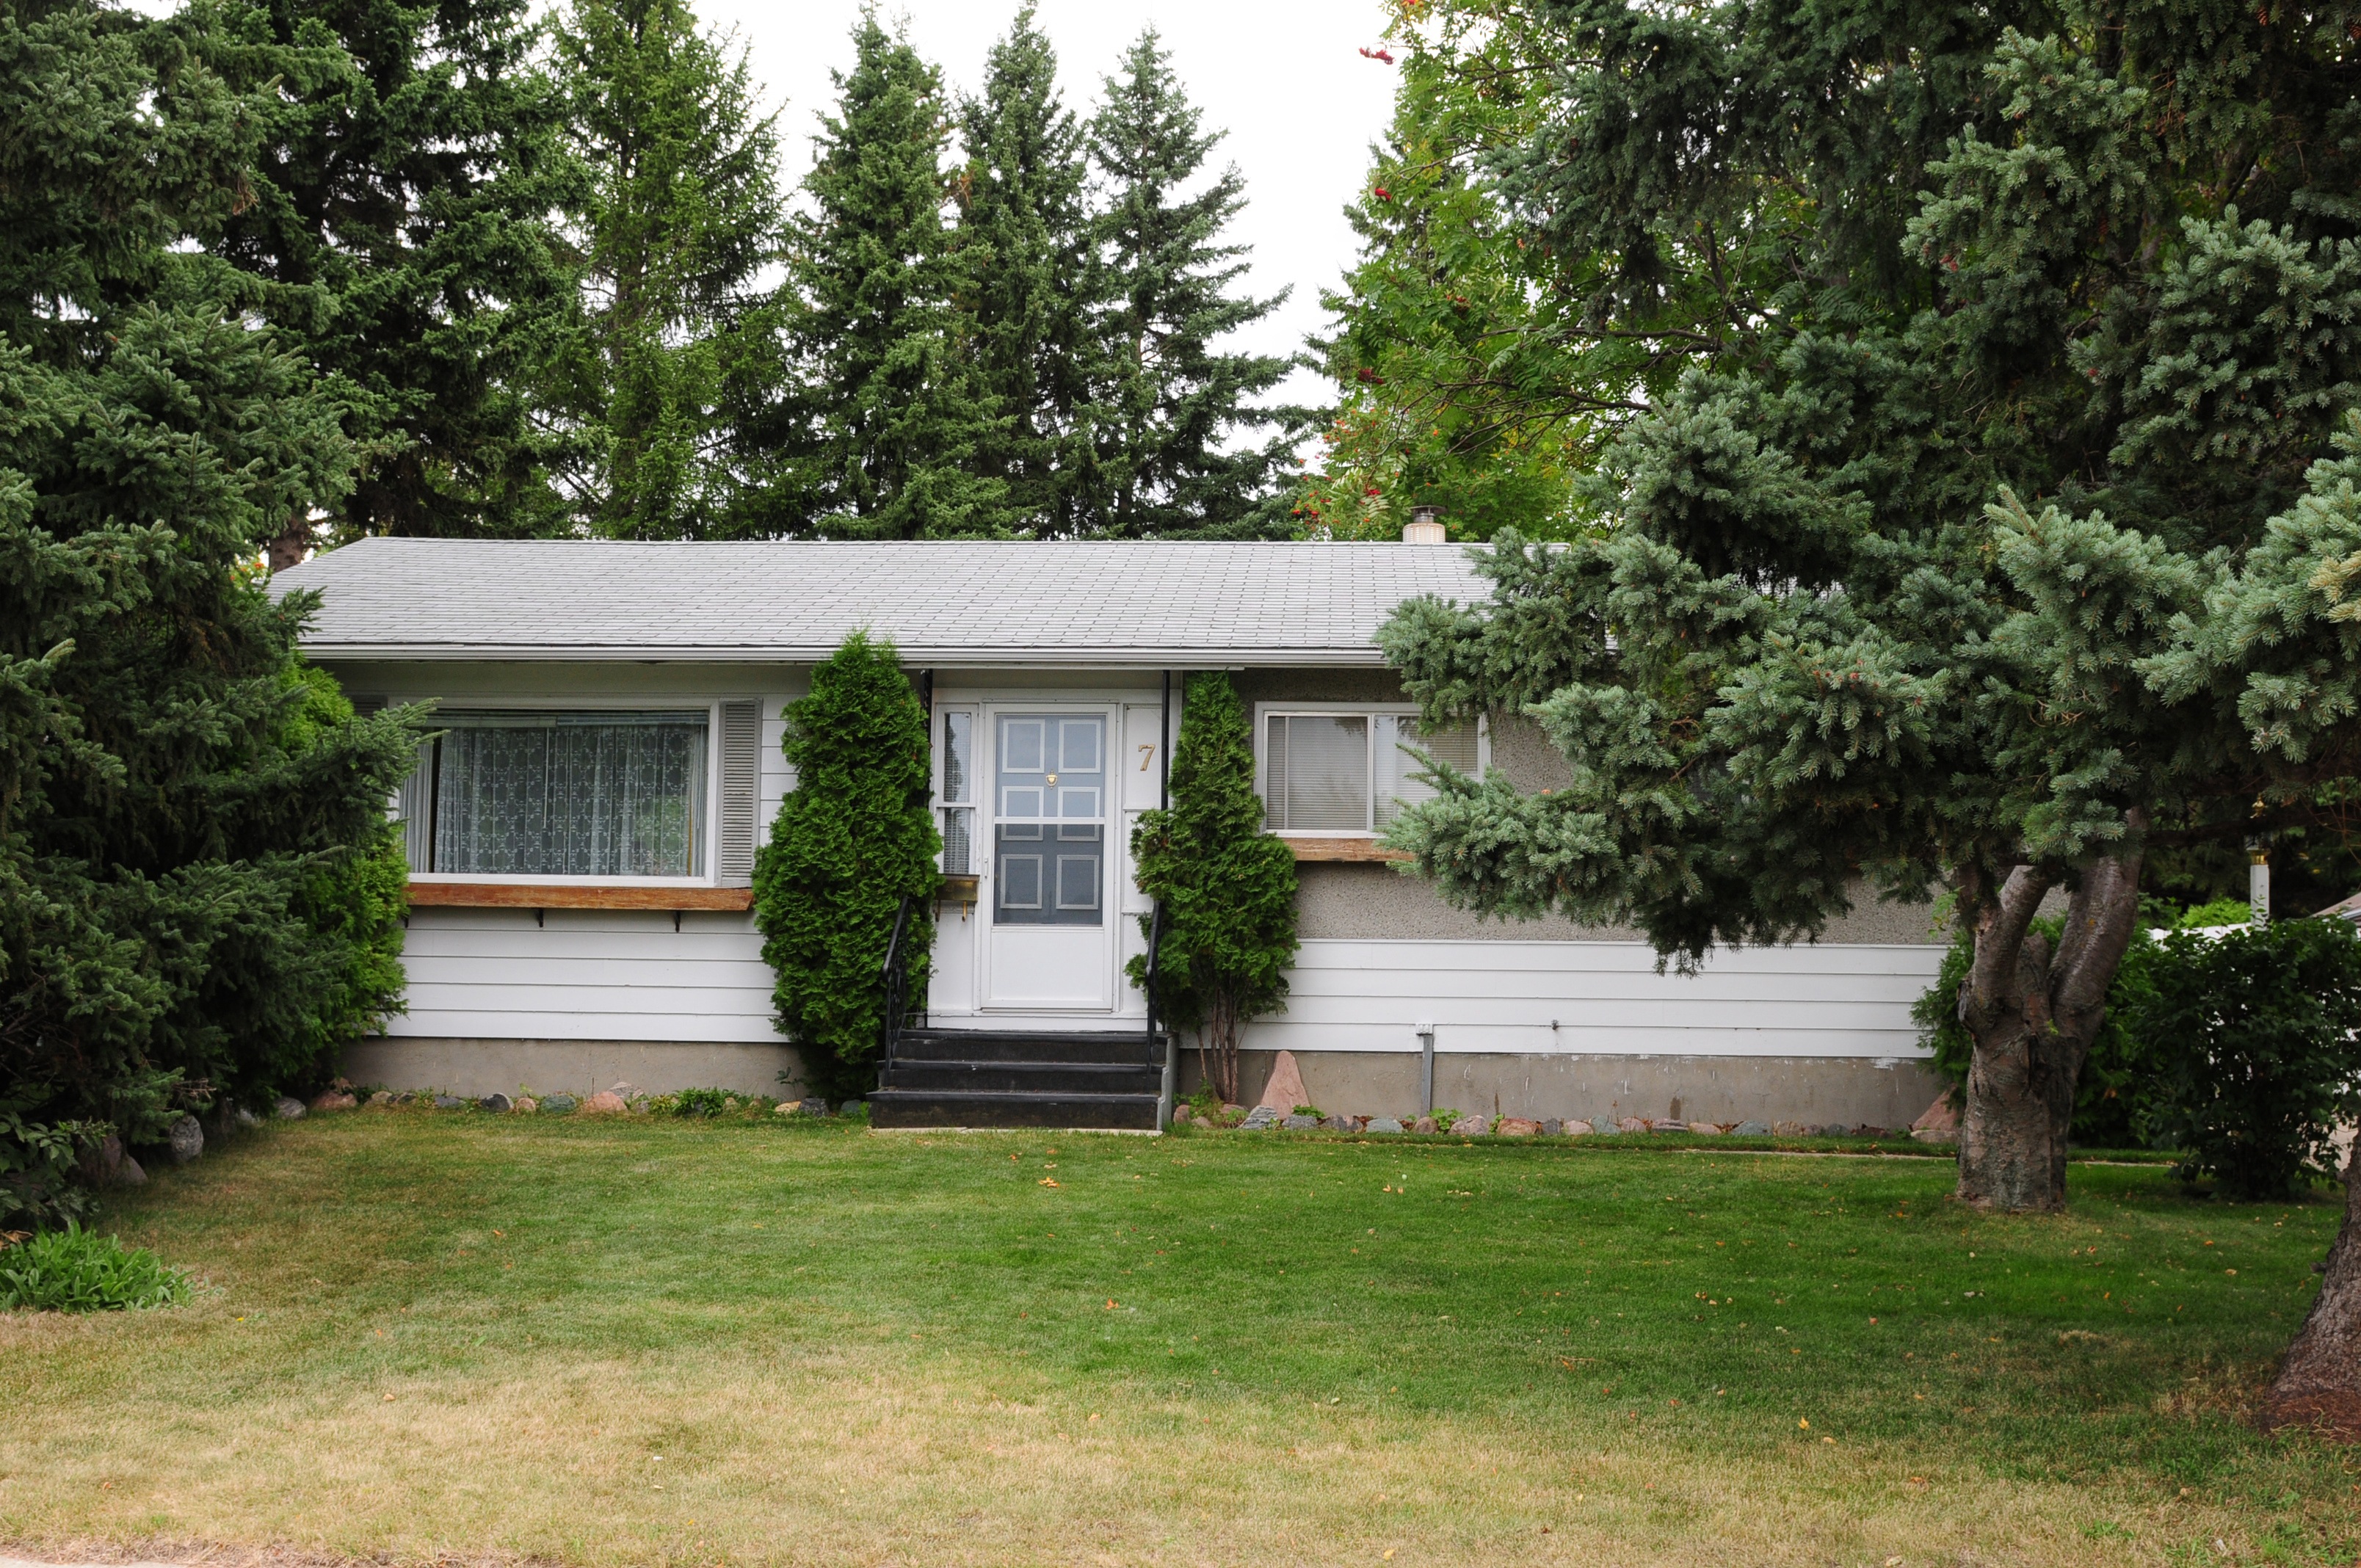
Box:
(984, 711, 1113, 1009)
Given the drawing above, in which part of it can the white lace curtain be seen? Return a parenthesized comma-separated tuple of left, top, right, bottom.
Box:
(432, 711, 708, 877)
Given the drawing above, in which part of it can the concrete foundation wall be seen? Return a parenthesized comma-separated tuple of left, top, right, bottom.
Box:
(1186, 1049, 1946, 1130)
(338, 1037, 808, 1099)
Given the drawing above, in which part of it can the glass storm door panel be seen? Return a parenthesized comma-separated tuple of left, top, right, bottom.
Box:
(985, 712, 1113, 1009)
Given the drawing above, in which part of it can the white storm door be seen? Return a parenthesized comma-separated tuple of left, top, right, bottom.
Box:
(984, 710, 1115, 1009)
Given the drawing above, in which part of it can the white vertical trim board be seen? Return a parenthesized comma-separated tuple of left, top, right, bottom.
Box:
(1242, 939, 1945, 1060)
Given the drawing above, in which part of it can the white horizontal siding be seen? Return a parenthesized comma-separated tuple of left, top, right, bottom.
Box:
(389, 907, 783, 1045)
(1242, 939, 1944, 1059)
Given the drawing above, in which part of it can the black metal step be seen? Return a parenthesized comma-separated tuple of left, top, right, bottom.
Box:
(884, 1059, 1161, 1096)
(894, 1028, 1158, 1065)
(868, 1088, 1161, 1130)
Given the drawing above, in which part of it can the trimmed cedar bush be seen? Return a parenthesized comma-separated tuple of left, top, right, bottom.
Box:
(2130, 918, 2361, 1202)
(1126, 672, 1298, 1104)
(754, 633, 939, 1100)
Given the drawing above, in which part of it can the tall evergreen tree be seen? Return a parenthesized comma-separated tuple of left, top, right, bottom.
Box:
(202, 0, 583, 556)
(548, 0, 792, 539)
(785, 11, 1004, 538)
(1079, 29, 1302, 539)
(1, 0, 419, 1221)
(951, 7, 1092, 537)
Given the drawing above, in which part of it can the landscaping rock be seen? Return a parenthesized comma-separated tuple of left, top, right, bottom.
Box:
(1282, 1114, 1320, 1130)
(1498, 1117, 1540, 1137)
(311, 1090, 357, 1112)
(1169, 1105, 1193, 1126)
(432, 1095, 468, 1110)
(1254, 1050, 1311, 1117)
(1412, 1115, 1437, 1133)
(1733, 1120, 1771, 1136)
(165, 1114, 203, 1166)
(1655, 1120, 1688, 1133)
(1688, 1122, 1724, 1136)
(1771, 1121, 1807, 1136)
(798, 1097, 830, 1117)
(1539, 1119, 1562, 1136)
(542, 1093, 578, 1114)
(1321, 1114, 1354, 1133)
(366, 1090, 394, 1106)
(1367, 1117, 1404, 1134)
(1912, 1125, 1957, 1144)
(78, 1135, 148, 1189)
(581, 1091, 628, 1115)
(512, 1097, 537, 1114)
(1221, 1103, 1245, 1119)
(275, 1097, 306, 1119)
(1911, 1093, 1959, 1136)
(1240, 1106, 1278, 1130)
(116, 1153, 147, 1187)
(236, 1106, 263, 1129)
(1564, 1119, 1593, 1136)
(1617, 1117, 1650, 1133)
(479, 1092, 512, 1114)
(1821, 1122, 1853, 1137)
(1458, 1114, 1491, 1136)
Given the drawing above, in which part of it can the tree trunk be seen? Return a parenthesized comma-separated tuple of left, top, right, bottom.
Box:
(1200, 989, 1242, 1106)
(1955, 822, 2144, 1212)
(2262, 1137, 2361, 1440)
(266, 512, 311, 572)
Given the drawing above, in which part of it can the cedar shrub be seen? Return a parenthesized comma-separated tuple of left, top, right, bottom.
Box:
(1125, 672, 1297, 1104)
(753, 632, 938, 1100)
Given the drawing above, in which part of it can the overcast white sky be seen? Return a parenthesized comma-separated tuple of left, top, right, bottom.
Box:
(700, 0, 1400, 406)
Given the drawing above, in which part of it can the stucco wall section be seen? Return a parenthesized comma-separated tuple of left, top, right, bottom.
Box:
(1195, 1049, 1945, 1130)
(339, 1037, 810, 1099)
(1296, 863, 1943, 946)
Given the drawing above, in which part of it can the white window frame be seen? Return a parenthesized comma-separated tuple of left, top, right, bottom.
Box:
(402, 698, 724, 887)
(933, 703, 979, 877)
(1252, 703, 1488, 839)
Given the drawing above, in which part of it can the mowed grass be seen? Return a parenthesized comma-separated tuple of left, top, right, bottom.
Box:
(1, 1111, 2352, 1568)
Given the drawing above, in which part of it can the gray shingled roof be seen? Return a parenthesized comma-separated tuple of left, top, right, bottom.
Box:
(273, 537, 1493, 667)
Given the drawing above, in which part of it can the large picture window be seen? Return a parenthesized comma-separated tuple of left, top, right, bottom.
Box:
(424, 710, 709, 878)
(1260, 708, 1481, 835)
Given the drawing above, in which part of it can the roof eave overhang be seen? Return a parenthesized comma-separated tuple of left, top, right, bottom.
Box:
(296, 642, 1395, 668)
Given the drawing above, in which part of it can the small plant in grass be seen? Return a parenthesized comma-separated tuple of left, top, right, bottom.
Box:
(657, 1088, 743, 1118)
(1432, 1108, 1461, 1132)
(0, 1223, 189, 1312)
(1291, 1104, 1324, 1121)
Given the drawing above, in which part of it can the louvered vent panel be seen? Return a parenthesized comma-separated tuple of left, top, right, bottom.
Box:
(717, 700, 761, 885)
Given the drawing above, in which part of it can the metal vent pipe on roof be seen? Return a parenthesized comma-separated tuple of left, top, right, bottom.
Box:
(1402, 505, 1446, 545)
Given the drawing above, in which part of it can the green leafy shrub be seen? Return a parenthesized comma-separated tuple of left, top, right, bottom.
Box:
(656, 1088, 749, 1117)
(0, 1223, 190, 1313)
(2175, 897, 2258, 930)
(2129, 920, 2361, 1200)
(754, 633, 940, 1101)
(1432, 1108, 1462, 1132)
(1127, 673, 1299, 1104)
(1912, 921, 2158, 1146)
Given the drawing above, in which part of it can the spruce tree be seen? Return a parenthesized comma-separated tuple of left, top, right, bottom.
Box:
(201, 0, 582, 556)
(753, 634, 940, 1100)
(951, 7, 1092, 537)
(1356, 0, 2361, 1421)
(548, 0, 793, 539)
(1125, 674, 1298, 1105)
(1, 0, 421, 1221)
(785, 12, 1005, 538)
(1080, 29, 1302, 539)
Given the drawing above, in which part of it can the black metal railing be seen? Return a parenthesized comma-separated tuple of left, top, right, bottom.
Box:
(878, 892, 917, 1084)
(1142, 899, 1166, 1067)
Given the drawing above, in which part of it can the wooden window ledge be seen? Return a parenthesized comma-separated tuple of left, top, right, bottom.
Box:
(407, 882, 755, 911)
(1283, 838, 1412, 864)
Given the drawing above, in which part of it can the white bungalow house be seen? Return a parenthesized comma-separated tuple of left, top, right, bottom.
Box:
(276, 536, 1947, 1128)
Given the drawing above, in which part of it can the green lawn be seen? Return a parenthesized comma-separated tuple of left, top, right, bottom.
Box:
(1, 1109, 2350, 1567)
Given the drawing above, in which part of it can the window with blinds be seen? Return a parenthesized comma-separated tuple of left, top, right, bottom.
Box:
(1260, 709, 1481, 835)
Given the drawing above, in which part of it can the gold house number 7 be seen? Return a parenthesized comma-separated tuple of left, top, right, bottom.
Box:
(1136, 744, 1156, 772)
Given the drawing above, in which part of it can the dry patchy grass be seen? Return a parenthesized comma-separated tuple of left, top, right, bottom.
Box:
(1, 1109, 2352, 1567)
